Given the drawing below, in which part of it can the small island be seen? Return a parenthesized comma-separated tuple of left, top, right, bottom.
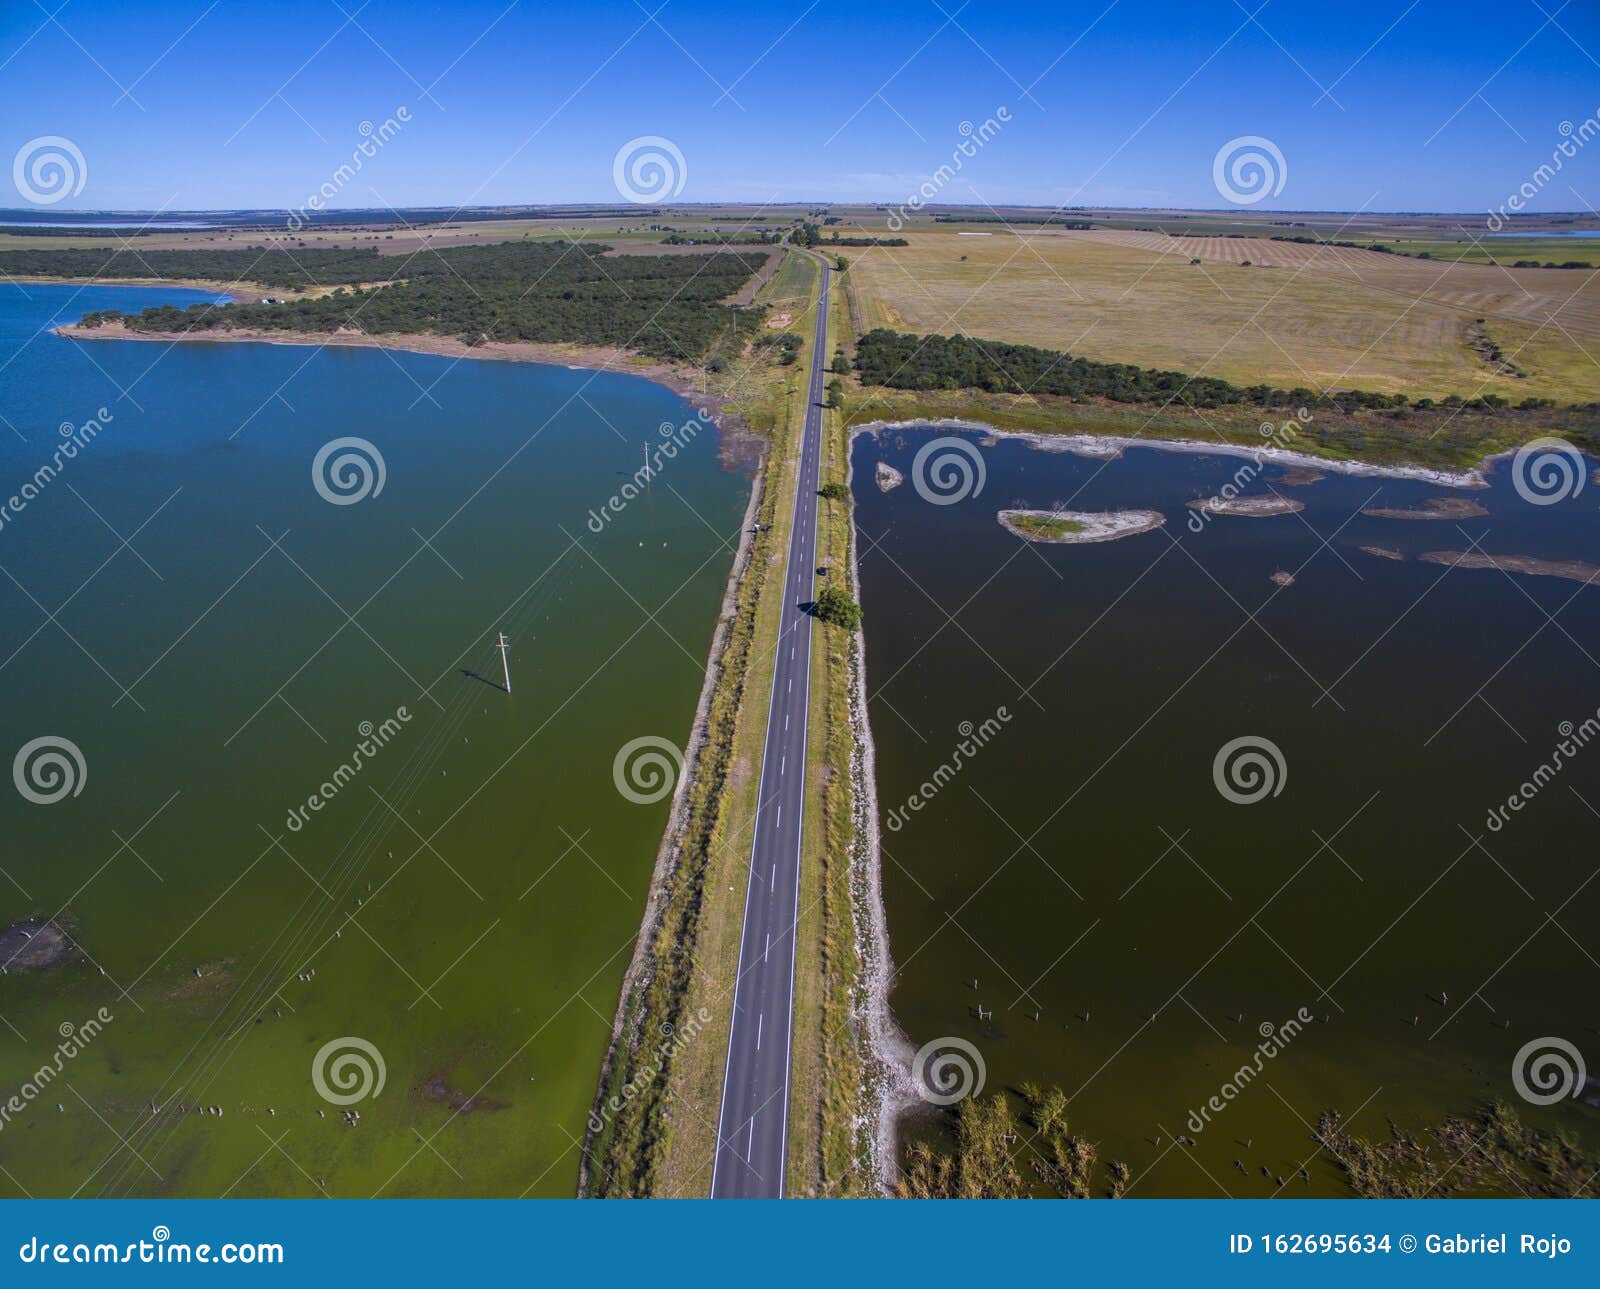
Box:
(1361, 497, 1489, 521)
(1360, 545, 1406, 561)
(1187, 494, 1305, 517)
(876, 462, 903, 491)
(999, 508, 1166, 544)
(1420, 551, 1600, 586)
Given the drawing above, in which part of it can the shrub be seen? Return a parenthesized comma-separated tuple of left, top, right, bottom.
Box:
(813, 584, 861, 630)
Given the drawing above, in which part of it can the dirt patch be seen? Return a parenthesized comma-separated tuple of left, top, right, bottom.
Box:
(161, 959, 235, 1002)
(766, 311, 793, 330)
(1463, 317, 1527, 379)
(0, 919, 77, 972)
(416, 1075, 508, 1114)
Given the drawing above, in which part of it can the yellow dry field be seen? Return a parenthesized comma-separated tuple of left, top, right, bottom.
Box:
(848, 227, 1600, 402)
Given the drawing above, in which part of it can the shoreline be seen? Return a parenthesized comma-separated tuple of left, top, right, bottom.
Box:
(16, 276, 261, 302)
(48, 300, 772, 1195)
(578, 435, 768, 1195)
(848, 416, 1495, 488)
(54, 320, 751, 442)
(836, 409, 1497, 1189)
(999, 507, 1167, 543)
(844, 431, 918, 1192)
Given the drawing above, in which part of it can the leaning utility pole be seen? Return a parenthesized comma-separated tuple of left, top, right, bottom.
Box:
(496, 632, 512, 694)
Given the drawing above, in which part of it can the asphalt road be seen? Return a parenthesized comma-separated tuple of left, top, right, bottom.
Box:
(710, 258, 830, 1199)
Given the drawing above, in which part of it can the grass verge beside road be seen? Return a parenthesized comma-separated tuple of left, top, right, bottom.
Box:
(586, 250, 875, 1196)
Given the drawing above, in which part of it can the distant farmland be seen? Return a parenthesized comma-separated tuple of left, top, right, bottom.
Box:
(844, 224, 1600, 403)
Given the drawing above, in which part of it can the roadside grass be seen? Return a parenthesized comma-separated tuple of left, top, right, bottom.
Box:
(785, 259, 871, 1196)
(589, 250, 824, 1196)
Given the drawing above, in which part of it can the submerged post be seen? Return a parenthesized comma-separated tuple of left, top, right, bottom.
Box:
(497, 631, 512, 694)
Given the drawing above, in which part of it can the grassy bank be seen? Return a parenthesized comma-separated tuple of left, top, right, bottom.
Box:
(784, 259, 875, 1195)
(838, 382, 1599, 473)
(586, 250, 837, 1196)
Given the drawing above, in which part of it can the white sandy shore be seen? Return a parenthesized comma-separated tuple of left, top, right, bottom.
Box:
(850, 417, 1492, 488)
(1186, 494, 1306, 517)
(839, 411, 1493, 1188)
(999, 507, 1166, 543)
(845, 442, 918, 1193)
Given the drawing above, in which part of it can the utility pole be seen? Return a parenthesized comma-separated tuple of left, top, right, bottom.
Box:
(496, 631, 512, 694)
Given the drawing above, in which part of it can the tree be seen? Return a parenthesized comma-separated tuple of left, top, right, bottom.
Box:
(834, 255, 850, 273)
(818, 481, 849, 502)
(831, 350, 849, 375)
(826, 377, 844, 408)
(812, 584, 861, 630)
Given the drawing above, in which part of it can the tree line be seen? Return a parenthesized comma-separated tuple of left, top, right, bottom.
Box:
(58, 242, 770, 362)
(852, 328, 1582, 416)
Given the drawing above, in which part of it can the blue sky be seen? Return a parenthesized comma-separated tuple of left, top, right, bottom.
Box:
(2, 0, 1598, 214)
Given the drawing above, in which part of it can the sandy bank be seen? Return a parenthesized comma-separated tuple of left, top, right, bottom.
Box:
(849, 417, 1492, 488)
(1362, 497, 1490, 521)
(999, 507, 1166, 543)
(1421, 551, 1600, 586)
(55, 321, 751, 442)
(1187, 494, 1305, 517)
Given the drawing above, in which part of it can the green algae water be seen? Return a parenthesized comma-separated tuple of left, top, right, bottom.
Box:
(853, 426, 1600, 1197)
(0, 284, 750, 1197)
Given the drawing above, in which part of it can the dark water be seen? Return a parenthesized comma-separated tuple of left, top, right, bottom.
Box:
(852, 426, 1600, 1196)
(1484, 230, 1600, 239)
(0, 284, 750, 1196)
